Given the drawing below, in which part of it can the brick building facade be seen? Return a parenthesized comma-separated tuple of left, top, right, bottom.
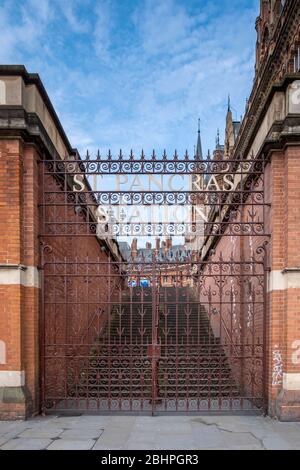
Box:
(201, 0, 300, 419)
(0, 68, 123, 419)
(0, 0, 300, 420)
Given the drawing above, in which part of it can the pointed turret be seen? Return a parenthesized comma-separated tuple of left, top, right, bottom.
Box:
(195, 118, 203, 160)
(224, 96, 241, 158)
(213, 129, 224, 161)
(228, 94, 231, 112)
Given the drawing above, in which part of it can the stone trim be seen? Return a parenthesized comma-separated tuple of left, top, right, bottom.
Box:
(267, 269, 300, 292)
(0, 265, 40, 288)
(0, 107, 71, 162)
(0, 65, 74, 155)
(283, 373, 300, 391)
(0, 371, 25, 387)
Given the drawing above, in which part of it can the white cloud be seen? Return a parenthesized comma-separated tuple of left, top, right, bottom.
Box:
(0, 0, 53, 62)
(0, 0, 259, 158)
(93, 0, 112, 61)
(104, 0, 258, 154)
(27, 0, 52, 21)
(59, 0, 90, 34)
(133, 0, 199, 57)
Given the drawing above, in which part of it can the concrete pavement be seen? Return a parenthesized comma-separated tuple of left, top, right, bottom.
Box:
(0, 415, 299, 450)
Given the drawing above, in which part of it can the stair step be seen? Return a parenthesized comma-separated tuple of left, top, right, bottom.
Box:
(70, 287, 239, 400)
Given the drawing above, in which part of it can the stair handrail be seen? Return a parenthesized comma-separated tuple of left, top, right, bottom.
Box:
(220, 315, 239, 357)
(79, 308, 104, 345)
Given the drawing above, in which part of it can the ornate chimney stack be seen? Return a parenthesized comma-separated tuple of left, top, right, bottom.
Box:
(155, 238, 160, 251)
(154, 238, 160, 257)
(131, 238, 138, 259)
(166, 238, 172, 250)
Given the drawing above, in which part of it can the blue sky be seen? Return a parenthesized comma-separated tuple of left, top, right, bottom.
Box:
(0, 0, 259, 157)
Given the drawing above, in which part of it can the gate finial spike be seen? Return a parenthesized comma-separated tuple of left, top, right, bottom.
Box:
(96, 149, 101, 160)
(129, 149, 134, 160)
(141, 149, 145, 160)
(108, 149, 112, 160)
(152, 150, 156, 161)
(163, 149, 167, 160)
(185, 150, 189, 160)
(119, 149, 123, 160)
(86, 150, 90, 160)
(174, 150, 178, 160)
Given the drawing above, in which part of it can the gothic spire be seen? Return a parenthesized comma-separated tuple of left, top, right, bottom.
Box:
(216, 128, 220, 149)
(196, 118, 203, 160)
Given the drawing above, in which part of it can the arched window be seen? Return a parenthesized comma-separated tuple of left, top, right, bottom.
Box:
(268, 0, 272, 15)
(293, 44, 300, 72)
(0, 80, 6, 105)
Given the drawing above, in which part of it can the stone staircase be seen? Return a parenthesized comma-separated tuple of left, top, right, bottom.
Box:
(71, 287, 239, 404)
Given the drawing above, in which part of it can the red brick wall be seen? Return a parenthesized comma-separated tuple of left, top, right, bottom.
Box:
(0, 139, 123, 417)
(269, 147, 300, 420)
(0, 139, 40, 418)
(267, 152, 285, 413)
(198, 147, 300, 419)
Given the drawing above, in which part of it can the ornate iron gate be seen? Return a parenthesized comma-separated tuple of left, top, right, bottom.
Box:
(39, 152, 269, 414)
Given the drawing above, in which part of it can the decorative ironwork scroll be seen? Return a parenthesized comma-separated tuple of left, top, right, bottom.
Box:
(40, 151, 269, 414)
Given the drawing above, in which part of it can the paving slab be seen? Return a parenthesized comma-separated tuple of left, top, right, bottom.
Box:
(270, 421, 300, 434)
(1, 438, 52, 450)
(93, 430, 131, 450)
(107, 417, 136, 429)
(17, 427, 64, 439)
(47, 439, 95, 450)
(262, 435, 294, 450)
(62, 415, 111, 426)
(219, 431, 263, 450)
(135, 422, 192, 435)
(0, 414, 299, 450)
(125, 437, 156, 449)
(125, 442, 159, 450)
(273, 433, 300, 449)
(60, 428, 104, 439)
(24, 416, 57, 427)
(0, 436, 11, 447)
(191, 416, 273, 440)
(191, 423, 224, 449)
(149, 434, 196, 450)
(49, 417, 82, 427)
(0, 422, 28, 436)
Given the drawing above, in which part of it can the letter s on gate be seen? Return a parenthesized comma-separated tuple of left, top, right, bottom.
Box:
(73, 174, 85, 192)
(291, 340, 300, 365)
